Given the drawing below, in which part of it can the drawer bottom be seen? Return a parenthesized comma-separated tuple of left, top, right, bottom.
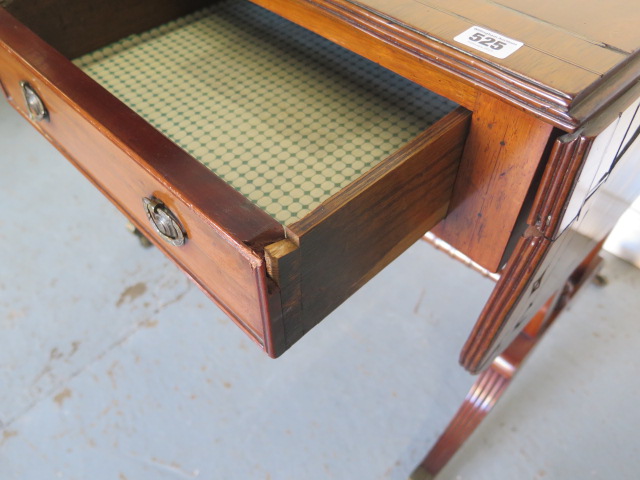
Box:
(75, 0, 457, 226)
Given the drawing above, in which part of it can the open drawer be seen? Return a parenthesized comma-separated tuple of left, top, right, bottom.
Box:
(0, 0, 470, 356)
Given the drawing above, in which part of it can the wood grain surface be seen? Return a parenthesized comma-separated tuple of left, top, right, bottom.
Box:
(413, 244, 604, 477)
(461, 105, 640, 372)
(459, 133, 591, 372)
(354, 0, 629, 74)
(348, 0, 639, 124)
(285, 108, 471, 338)
(0, 6, 472, 357)
(3, 0, 213, 58)
(490, 0, 639, 53)
(249, 0, 640, 130)
(252, 0, 479, 111)
(3, 0, 639, 366)
(432, 93, 554, 271)
(0, 8, 288, 354)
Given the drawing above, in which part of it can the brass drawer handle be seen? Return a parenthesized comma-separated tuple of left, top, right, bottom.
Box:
(20, 81, 48, 122)
(142, 197, 186, 246)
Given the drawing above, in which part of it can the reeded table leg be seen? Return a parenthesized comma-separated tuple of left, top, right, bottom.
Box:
(409, 248, 603, 479)
(409, 314, 544, 480)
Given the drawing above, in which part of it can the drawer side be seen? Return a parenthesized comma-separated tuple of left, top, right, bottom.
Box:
(3, 0, 212, 58)
(276, 108, 471, 345)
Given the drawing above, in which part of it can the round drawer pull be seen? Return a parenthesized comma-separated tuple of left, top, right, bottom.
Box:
(20, 81, 48, 122)
(142, 197, 186, 246)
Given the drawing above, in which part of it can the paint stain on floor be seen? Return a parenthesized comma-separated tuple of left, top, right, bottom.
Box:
(53, 388, 72, 406)
(0, 430, 18, 446)
(116, 282, 148, 307)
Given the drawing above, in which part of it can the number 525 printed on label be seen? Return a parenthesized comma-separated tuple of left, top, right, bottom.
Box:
(454, 26, 523, 59)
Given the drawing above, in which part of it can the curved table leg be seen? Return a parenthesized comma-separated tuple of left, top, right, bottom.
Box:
(409, 311, 546, 480)
(409, 250, 603, 479)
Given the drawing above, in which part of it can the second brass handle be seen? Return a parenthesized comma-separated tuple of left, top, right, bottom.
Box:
(142, 197, 187, 247)
(20, 81, 48, 122)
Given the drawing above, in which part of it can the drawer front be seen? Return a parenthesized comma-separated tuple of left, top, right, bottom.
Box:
(0, 12, 286, 353)
(0, 7, 470, 358)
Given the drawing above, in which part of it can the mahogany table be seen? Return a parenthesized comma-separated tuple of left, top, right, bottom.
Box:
(1, 0, 639, 477)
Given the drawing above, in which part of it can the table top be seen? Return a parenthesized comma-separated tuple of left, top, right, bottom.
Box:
(347, 0, 640, 128)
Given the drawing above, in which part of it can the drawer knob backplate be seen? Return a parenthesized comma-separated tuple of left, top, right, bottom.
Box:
(142, 197, 186, 246)
(20, 81, 48, 122)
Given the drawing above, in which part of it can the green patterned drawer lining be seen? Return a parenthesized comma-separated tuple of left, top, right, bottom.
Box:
(75, 0, 457, 225)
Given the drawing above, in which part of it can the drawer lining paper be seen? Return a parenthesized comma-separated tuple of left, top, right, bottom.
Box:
(75, 0, 455, 224)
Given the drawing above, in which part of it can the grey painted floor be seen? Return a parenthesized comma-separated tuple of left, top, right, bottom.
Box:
(1, 101, 639, 480)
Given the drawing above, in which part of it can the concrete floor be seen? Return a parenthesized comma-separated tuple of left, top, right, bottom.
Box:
(1, 101, 639, 480)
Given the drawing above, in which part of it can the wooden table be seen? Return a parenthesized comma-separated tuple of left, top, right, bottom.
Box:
(1, 0, 639, 477)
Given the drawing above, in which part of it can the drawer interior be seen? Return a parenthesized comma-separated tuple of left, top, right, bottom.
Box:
(72, 0, 457, 225)
(2, 0, 470, 355)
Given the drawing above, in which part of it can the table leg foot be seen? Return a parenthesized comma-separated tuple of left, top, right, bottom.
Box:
(408, 465, 435, 480)
(413, 333, 530, 478)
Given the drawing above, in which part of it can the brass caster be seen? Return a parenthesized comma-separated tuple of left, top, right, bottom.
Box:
(125, 222, 153, 249)
(592, 273, 608, 287)
(408, 465, 435, 480)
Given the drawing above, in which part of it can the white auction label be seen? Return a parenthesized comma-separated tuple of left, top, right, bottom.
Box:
(454, 26, 523, 59)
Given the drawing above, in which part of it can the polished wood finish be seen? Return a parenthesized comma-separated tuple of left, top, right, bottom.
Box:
(251, 0, 478, 112)
(3, 0, 212, 58)
(2, 1, 640, 475)
(461, 102, 640, 373)
(341, 0, 640, 129)
(412, 247, 604, 479)
(265, 239, 303, 348)
(253, 0, 640, 130)
(0, 5, 471, 357)
(8, 0, 638, 130)
(0, 8, 287, 353)
(489, 0, 639, 53)
(1, 0, 638, 366)
(459, 133, 590, 372)
(432, 93, 554, 271)
(355, 0, 627, 84)
(274, 108, 471, 345)
(412, 334, 536, 480)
